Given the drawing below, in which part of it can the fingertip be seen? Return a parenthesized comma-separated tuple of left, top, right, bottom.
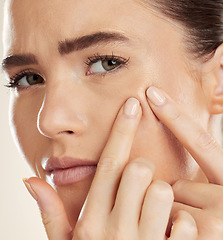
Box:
(22, 179, 72, 239)
(23, 177, 61, 213)
(146, 87, 166, 106)
(23, 177, 38, 201)
(124, 98, 141, 118)
(26, 176, 49, 186)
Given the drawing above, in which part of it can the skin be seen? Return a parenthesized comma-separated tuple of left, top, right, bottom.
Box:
(3, 0, 223, 239)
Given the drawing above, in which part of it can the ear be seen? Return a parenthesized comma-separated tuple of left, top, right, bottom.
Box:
(203, 43, 223, 115)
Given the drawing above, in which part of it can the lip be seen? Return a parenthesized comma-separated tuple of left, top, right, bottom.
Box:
(43, 157, 97, 186)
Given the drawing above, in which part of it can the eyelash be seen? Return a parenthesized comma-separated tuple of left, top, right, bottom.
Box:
(6, 53, 130, 88)
(84, 53, 130, 74)
(6, 70, 40, 89)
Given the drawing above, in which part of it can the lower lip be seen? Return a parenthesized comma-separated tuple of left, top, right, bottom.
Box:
(50, 165, 97, 186)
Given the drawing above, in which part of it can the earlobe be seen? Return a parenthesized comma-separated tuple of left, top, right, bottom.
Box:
(207, 44, 223, 115)
(210, 94, 223, 115)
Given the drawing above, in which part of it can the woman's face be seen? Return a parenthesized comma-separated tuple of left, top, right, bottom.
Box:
(3, 0, 210, 225)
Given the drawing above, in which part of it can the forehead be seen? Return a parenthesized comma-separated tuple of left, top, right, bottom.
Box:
(3, 0, 184, 61)
(4, 0, 146, 43)
(9, 0, 132, 29)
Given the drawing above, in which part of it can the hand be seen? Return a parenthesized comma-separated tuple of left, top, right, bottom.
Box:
(146, 86, 223, 239)
(23, 97, 197, 240)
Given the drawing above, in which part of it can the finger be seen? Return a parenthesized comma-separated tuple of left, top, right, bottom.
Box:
(111, 159, 155, 229)
(169, 210, 198, 240)
(23, 177, 72, 240)
(82, 98, 142, 217)
(139, 180, 174, 240)
(173, 180, 223, 210)
(173, 202, 223, 239)
(146, 86, 223, 184)
(171, 202, 202, 225)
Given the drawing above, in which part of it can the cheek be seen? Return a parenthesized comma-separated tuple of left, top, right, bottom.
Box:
(129, 102, 199, 184)
(9, 89, 46, 173)
(115, 68, 204, 183)
(141, 54, 209, 128)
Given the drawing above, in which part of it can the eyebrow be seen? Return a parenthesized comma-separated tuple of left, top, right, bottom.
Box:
(1, 31, 129, 71)
(1, 54, 38, 71)
(58, 32, 129, 55)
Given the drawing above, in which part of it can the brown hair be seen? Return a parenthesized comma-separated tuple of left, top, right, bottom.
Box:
(141, 0, 223, 60)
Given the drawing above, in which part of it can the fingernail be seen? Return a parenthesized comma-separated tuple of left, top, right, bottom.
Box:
(124, 98, 140, 117)
(146, 87, 166, 106)
(23, 178, 38, 201)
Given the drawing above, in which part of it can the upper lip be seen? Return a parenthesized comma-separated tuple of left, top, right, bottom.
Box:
(43, 157, 98, 172)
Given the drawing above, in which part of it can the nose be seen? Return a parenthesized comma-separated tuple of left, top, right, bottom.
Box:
(37, 80, 88, 139)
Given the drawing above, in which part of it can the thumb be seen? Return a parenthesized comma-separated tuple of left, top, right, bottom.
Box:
(23, 177, 73, 240)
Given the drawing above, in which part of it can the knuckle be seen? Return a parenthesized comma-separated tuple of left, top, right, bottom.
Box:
(172, 211, 198, 238)
(97, 157, 120, 174)
(167, 105, 182, 121)
(115, 123, 131, 136)
(125, 159, 154, 181)
(75, 218, 96, 240)
(41, 211, 51, 228)
(150, 180, 174, 201)
(41, 211, 64, 229)
(174, 210, 195, 226)
(196, 131, 218, 151)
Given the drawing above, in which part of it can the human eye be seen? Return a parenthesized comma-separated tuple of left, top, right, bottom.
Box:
(85, 54, 130, 76)
(6, 70, 45, 89)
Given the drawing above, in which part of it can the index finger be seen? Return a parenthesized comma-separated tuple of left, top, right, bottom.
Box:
(146, 86, 223, 185)
(81, 98, 142, 218)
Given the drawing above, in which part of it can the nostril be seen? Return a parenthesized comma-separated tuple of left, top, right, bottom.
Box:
(58, 130, 74, 135)
(67, 130, 74, 134)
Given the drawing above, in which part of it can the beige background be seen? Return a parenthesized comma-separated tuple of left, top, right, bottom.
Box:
(1, 2, 223, 240)
(0, 2, 47, 240)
